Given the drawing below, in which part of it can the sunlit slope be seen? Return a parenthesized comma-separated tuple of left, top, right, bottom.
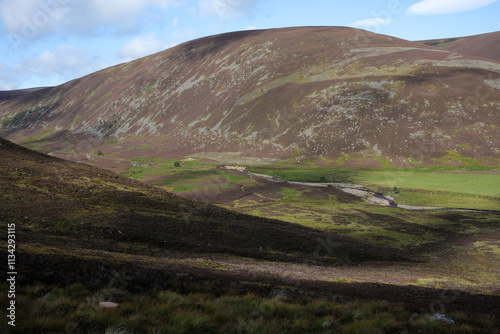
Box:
(0, 27, 499, 166)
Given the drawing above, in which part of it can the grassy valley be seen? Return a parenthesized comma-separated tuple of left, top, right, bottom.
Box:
(120, 156, 499, 211)
(246, 164, 500, 211)
(118, 157, 500, 292)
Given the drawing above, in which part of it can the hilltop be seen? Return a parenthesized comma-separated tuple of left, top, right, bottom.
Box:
(0, 26, 499, 167)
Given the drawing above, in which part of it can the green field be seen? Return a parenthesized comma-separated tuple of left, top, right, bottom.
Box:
(247, 165, 500, 211)
(353, 170, 500, 198)
(123, 160, 500, 210)
(120, 159, 500, 252)
(352, 170, 500, 211)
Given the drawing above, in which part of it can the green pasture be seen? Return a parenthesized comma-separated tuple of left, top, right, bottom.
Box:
(353, 170, 500, 198)
(247, 165, 500, 211)
(352, 170, 499, 211)
(124, 158, 250, 194)
(123, 158, 499, 210)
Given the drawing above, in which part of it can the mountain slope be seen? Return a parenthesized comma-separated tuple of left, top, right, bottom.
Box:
(1, 26, 500, 166)
(0, 135, 400, 264)
(421, 31, 500, 61)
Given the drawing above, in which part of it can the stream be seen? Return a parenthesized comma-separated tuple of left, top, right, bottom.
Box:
(224, 167, 499, 214)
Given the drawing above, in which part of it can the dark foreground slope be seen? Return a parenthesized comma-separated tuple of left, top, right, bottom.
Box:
(1, 138, 500, 332)
(1, 27, 499, 166)
(0, 136, 393, 264)
(421, 30, 500, 61)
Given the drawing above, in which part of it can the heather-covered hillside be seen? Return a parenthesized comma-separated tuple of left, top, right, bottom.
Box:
(1, 27, 499, 166)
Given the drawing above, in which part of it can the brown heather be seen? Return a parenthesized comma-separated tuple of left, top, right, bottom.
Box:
(0, 27, 499, 167)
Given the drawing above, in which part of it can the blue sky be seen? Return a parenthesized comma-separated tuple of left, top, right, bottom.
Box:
(1, 0, 499, 90)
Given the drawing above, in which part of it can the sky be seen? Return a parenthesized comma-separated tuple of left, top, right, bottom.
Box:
(0, 0, 499, 90)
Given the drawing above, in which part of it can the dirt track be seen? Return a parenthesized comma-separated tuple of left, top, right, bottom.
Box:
(226, 167, 500, 213)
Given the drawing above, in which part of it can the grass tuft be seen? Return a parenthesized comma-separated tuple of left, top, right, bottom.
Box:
(4, 282, 500, 333)
(104, 324, 133, 334)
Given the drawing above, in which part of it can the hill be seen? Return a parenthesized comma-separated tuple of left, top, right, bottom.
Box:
(421, 31, 500, 61)
(1, 26, 499, 167)
(1, 135, 397, 264)
(2, 136, 500, 333)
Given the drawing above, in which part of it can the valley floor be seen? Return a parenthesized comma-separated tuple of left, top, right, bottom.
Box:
(3, 145, 499, 333)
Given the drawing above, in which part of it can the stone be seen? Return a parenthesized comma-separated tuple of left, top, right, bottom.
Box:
(99, 301, 119, 308)
(429, 314, 455, 325)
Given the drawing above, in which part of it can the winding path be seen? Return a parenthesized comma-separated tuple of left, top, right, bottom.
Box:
(223, 166, 499, 213)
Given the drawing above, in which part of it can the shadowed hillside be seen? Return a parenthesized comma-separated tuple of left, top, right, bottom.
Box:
(0, 136, 404, 266)
(1, 136, 500, 333)
(1, 27, 499, 167)
(421, 31, 500, 61)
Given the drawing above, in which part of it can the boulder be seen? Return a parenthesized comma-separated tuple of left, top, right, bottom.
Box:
(429, 314, 455, 325)
(99, 301, 119, 308)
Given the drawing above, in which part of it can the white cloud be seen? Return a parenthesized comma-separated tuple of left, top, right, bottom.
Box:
(0, 0, 178, 41)
(406, 0, 499, 15)
(1, 45, 113, 89)
(20, 45, 93, 76)
(199, 0, 259, 20)
(119, 34, 168, 60)
(0, 0, 71, 40)
(0, 0, 258, 89)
